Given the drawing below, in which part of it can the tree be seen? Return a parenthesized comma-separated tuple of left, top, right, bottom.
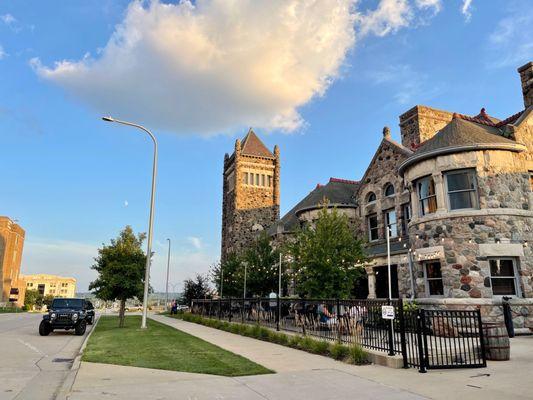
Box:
(43, 294, 55, 309)
(286, 205, 366, 299)
(211, 254, 243, 298)
(242, 233, 284, 297)
(182, 274, 212, 306)
(24, 289, 40, 310)
(89, 226, 147, 328)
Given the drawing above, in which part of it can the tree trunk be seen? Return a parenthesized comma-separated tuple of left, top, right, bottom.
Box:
(119, 299, 126, 328)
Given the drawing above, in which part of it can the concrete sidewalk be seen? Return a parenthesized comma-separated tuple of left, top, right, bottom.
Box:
(66, 314, 533, 399)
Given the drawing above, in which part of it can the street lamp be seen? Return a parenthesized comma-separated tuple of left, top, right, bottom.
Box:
(165, 238, 171, 310)
(102, 116, 158, 330)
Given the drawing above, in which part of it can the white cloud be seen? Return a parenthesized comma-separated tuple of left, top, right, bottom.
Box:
(32, 0, 446, 136)
(487, 1, 533, 68)
(22, 238, 98, 293)
(1, 13, 16, 26)
(0, 45, 6, 60)
(186, 236, 203, 250)
(356, 0, 413, 37)
(368, 63, 444, 105)
(461, 0, 473, 22)
(32, 0, 358, 136)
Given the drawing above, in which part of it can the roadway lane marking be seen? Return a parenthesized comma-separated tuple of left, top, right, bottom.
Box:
(17, 338, 46, 357)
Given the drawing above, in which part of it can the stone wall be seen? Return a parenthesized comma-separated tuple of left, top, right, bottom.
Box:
(399, 105, 453, 149)
(416, 298, 533, 333)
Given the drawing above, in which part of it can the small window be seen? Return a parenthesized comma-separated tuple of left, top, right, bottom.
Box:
(490, 259, 520, 296)
(243, 172, 248, 185)
(261, 174, 266, 187)
(384, 184, 395, 197)
(368, 214, 379, 241)
(425, 261, 444, 296)
(417, 176, 437, 216)
(268, 175, 273, 187)
(367, 192, 376, 203)
(385, 209, 398, 238)
(255, 174, 260, 186)
(445, 169, 478, 210)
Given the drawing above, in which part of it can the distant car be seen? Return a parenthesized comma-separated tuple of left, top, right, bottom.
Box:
(39, 298, 95, 336)
(126, 305, 143, 312)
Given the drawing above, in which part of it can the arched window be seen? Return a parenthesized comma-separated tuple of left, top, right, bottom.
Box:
(367, 192, 376, 203)
(384, 183, 395, 197)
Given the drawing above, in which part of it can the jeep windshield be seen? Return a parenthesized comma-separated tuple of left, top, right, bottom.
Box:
(51, 299, 83, 309)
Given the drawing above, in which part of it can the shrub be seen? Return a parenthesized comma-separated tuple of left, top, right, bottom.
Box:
(289, 335, 303, 348)
(329, 343, 349, 360)
(348, 344, 367, 365)
(251, 324, 262, 339)
(238, 324, 249, 336)
(258, 327, 270, 340)
(230, 323, 240, 334)
(310, 339, 330, 355)
(299, 336, 315, 352)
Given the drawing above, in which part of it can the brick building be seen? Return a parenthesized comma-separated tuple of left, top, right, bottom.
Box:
(21, 274, 77, 299)
(0, 216, 25, 307)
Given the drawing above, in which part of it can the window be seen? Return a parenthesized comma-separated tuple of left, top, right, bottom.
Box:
(261, 174, 266, 187)
(368, 214, 379, 241)
(62, 282, 68, 287)
(255, 174, 260, 186)
(529, 171, 533, 191)
(445, 169, 478, 210)
(385, 209, 398, 238)
(268, 175, 273, 187)
(243, 172, 249, 185)
(402, 204, 411, 235)
(384, 184, 395, 197)
(489, 258, 520, 296)
(367, 192, 376, 203)
(424, 261, 444, 296)
(417, 176, 437, 216)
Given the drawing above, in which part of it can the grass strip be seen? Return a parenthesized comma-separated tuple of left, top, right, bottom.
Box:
(82, 315, 272, 376)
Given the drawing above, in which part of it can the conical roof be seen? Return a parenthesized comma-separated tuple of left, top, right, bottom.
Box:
(241, 129, 274, 158)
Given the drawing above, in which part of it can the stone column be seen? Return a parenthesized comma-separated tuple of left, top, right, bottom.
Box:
(367, 268, 377, 299)
(433, 172, 447, 213)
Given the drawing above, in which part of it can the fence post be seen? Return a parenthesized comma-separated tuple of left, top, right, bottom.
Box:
(218, 298, 221, 320)
(301, 301, 306, 336)
(387, 298, 395, 356)
(477, 309, 487, 367)
(398, 299, 408, 368)
(276, 293, 280, 331)
(416, 309, 427, 373)
(229, 298, 233, 323)
(337, 299, 342, 343)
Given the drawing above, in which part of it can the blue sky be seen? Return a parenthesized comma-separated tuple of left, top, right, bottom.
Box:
(1, 0, 531, 291)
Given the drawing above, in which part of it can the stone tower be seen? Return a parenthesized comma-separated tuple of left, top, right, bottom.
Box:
(221, 129, 280, 262)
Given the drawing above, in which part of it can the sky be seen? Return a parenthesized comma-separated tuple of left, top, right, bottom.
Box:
(1, 0, 531, 292)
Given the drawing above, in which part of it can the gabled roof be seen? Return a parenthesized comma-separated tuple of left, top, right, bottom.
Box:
(399, 116, 526, 174)
(354, 135, 412, 198)
(268, 178, 359, 235)
(241, 129, 274, 158)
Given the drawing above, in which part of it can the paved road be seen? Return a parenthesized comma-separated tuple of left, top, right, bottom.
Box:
(0, 313, 93, 400)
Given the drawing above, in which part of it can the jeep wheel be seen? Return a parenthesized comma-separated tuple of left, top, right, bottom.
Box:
(39, 321, 51, 336)
(75, 320, 87, 336)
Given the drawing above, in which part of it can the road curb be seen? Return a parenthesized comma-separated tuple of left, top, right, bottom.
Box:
(55, 315, 100, 400)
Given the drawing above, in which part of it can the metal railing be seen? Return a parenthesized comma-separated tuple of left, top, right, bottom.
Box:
(190, 297, 486, 371)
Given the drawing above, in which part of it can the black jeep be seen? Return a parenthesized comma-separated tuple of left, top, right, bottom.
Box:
(39, 298, 95, 336)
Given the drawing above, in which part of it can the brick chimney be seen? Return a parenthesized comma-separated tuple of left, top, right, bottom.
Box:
(518, 62, 533, 109)
(399, 105, 453, 149)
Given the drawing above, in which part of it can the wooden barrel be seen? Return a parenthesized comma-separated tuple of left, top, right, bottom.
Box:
(483, 322, 510, 361)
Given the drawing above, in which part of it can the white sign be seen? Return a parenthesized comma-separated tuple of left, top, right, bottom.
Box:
(382, 305, 395, 320)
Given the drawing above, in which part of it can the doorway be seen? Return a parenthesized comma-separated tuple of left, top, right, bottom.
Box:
(374, 265, 399, 298)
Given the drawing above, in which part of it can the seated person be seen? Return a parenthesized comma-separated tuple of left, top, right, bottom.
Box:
(318, 303, 337, 326)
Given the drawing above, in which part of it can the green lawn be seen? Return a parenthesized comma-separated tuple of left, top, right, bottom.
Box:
(82, 316, 272, 376)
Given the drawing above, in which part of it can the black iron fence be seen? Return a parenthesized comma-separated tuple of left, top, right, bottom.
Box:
(190, 298, 486, 372)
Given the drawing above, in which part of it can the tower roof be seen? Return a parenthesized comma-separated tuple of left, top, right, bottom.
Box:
(241, 129, 274, 158)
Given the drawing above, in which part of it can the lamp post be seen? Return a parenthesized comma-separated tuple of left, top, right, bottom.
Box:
(165, 238, 171, 310)
(386, 223, 395, 356)
(102, 116, 157, 330)
(243, 263, 247, 299)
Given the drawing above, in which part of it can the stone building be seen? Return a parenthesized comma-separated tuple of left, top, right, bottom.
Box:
(220, 62, 533, 330)
(221, 129, 280, 262)
(0, 216, 26, 307)
(21, 274, 77, 299)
